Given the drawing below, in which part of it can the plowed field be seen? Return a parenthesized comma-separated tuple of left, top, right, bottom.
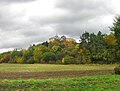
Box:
(0, 70, 113, 79)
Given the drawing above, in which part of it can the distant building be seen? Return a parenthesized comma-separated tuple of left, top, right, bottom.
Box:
(60, 36, 66, 41)
(49, 35, 75, 42)
(49, 35, 60, 42)
(66, 38, 75, 42)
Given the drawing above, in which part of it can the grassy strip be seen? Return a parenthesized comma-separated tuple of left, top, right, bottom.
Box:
(0, 64, 117, 72)
(0, 75, 120, 91)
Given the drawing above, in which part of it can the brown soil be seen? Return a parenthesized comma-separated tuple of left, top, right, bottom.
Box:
(0, 70, 113, 79)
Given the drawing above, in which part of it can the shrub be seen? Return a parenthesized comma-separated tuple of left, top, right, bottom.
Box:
(114, 66, 120, 75)
(42, 52, 56, 63)
(62, 56, 75, 64)
(16, 57, 24, 64)
(26, 57, 34, 64)
(56, 60, 62, 64)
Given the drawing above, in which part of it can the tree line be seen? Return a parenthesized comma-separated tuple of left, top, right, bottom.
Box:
(0, 16, 120, 64)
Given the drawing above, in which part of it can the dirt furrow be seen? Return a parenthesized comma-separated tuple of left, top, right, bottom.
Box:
(0, 70, 113, 79)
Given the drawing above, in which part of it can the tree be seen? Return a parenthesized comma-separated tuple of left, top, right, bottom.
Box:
(62, 55, 75, 64)
(79, 31, 107, 63)
(42, 52, 56, 63)
(42, 41, 49, 47)
(10, 50, 23, 63)
(80, 32, 90, 48)
(0, 52, 11, 63)
(63, 40, 76, 48)
(102, 48, 116, 64)
(78, 48, 91, 64)
(56, 51, 65, 60)
(22, 49, 34, 64)
(16, 57, 23, 64)
(52, 46, 61, 53)
(33, 47, 42, 63)
(110, 16, 120, 48)
(105, 34, 117, 47)
(33, 45, 50, 63)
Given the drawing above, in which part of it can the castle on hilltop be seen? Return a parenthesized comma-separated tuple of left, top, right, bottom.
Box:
(49, 34, 75, 42)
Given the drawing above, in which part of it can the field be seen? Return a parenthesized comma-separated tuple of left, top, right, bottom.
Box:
(0, 64, 116, 72)
(0, 75, 120, 91)
(0, 64, 119, 90)
(0, 64, 116, 79)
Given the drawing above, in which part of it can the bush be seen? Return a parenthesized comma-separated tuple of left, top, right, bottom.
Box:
(114, 66, 120, 75)
(26, 57, 34, 64)
(16, 57, 24, 64)
(62, 56, 75, 64)
(42, 52, 56, 63)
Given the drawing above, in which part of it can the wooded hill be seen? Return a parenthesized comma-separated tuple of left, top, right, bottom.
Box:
(0, 16, 120, 64)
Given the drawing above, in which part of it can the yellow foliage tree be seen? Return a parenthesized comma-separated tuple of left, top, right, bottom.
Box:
(62, 58, 64, 64)
(105, 34, 117, 46)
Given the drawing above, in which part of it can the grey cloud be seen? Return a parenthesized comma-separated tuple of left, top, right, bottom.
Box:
(54, 21, 109, 37)
(31, 0, 114, 37)
(19, 26, 53, 37)
(0, 31, 49, 49)
(32, 0, 115, 25)
(0, 0, 37, 4)
(0, 5, 27, 31)
(56, 0, 115, 14)
(32, 11, 99, 25)
(54, 0, 114, 35)
(33, 10, 110, 25)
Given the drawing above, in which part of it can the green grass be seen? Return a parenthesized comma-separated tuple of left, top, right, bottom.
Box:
(0, 64, 117, 72)
(0, 75, 120, 91)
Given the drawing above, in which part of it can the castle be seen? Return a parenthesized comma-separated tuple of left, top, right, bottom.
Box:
(49, 34, 75, 42)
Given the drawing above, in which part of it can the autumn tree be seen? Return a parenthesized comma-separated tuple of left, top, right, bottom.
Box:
(0, 52, 11, 63)
(33, 45, 50, 63)
(105, 34, 117, 47)
(52, 46, 61, 53)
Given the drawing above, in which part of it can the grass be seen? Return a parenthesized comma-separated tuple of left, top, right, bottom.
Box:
(0, 64, 117, 72)
(0, 64, 118, 90)
(0, 75, 120, 91)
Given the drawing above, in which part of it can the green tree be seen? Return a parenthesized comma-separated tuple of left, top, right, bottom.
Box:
(102, 49, 116, 64)
(22, 49, 34, 64)
(33, 47, 42, 63)
(10, 50, 23, 63)
(80, 32, 90, 48)
(62, 55, 75, 64)
(110, 16, 120, 48)
(0, 52, 11, 63)
(33, 45, 50, 63)
(42, 52, 56, 63)
(78, 48, 91, 64)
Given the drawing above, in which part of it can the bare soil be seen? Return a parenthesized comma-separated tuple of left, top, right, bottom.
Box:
(0, 70, 113, 79)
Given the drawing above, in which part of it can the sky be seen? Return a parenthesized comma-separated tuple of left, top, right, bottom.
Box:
(0, 0, 120, 53)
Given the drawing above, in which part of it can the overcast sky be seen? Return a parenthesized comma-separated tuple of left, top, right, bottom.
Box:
(0, 0, 120, 53)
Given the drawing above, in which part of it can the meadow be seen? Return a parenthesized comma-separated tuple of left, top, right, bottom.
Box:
(0, 75, 120, 91)
(0, 64, 117, 72)
(0, 64, 119, 91)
